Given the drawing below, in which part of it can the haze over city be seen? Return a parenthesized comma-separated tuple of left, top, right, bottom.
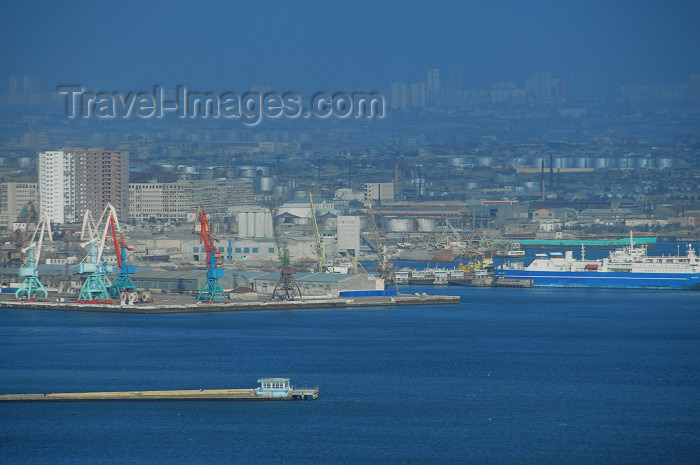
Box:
(2, 0, 699, 93)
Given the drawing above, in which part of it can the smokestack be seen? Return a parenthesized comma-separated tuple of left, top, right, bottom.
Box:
(541, 160, 545, 201)
(549, 154, 554, 191)
(394, 162, 399, 195)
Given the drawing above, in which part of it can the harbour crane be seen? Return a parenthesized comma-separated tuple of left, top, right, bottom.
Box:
(309, 193, 326, 273)
(4, 201, 38, 267)
(367, 200, 396, 290)
(15, 211, 53, 301)
(270, 207, 301, 301)
(76, 207, 114, 303)
(101, 204, 138, 304)
(194, 205, 227, 303)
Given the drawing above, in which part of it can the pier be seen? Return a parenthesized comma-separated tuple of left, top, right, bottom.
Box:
(0, 293, 459, 314)
(0, 378, 318, 402)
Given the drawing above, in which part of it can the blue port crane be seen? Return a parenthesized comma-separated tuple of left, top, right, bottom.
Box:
(194, 205, 227, 303)
(104, 205, 137, 303)
(76, 206, 115, 304)
(15, 211, 53, 301)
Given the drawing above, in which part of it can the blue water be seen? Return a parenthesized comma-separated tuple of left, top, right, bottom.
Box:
(1, 286, 699, 464)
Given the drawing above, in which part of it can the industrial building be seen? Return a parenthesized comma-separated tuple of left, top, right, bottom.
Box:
(337, 216, 361, 256)
(364, 182, 394, 205)
(0, 182, 38, 230)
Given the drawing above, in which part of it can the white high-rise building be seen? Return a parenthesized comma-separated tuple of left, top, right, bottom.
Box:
(38, 150, 75, 223)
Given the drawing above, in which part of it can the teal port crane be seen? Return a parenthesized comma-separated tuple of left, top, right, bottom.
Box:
(76, 207, 114, 304)
(194, 205, 227, 303)
(15, 211, 53, 301)
(103, 205, 137, 303)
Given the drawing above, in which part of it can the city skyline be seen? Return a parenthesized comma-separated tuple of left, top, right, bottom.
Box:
(1, 1, 699, 96)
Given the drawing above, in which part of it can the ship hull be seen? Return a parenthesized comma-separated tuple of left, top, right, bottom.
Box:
(495, 269, 700, 289)
(518, 237, 657, 249)
(397, 249, 460, 262)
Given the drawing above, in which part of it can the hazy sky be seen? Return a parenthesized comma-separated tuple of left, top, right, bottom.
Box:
(1, 0, 698, 93)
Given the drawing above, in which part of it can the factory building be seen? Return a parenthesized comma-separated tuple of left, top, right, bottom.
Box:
(337, 216, 361, 256)
(364, 182, 394, 206)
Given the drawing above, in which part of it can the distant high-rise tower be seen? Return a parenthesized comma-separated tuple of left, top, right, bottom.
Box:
(22, 75, 33, 94)
(38, 150, 76, 223)
(74, 149, 130, 221)
(427, 69, 441, 105)
(409, 83, 426, 109)
(8, 75, 18, 95)
(427, 69, 440, 92)
(38, 148, 129, 223)
(390, 82, 408, 110)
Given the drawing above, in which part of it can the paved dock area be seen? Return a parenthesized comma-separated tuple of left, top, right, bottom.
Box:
(0, 293, 460, 314)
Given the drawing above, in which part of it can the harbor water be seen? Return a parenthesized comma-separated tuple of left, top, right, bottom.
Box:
(1, 285, 699, 464)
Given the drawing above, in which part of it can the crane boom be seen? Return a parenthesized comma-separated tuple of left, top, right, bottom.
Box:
(367, 200, 396, 290)
(309, 193, 325, 272)
(15, 211, 53, 301)
(193, 206, 226, 303)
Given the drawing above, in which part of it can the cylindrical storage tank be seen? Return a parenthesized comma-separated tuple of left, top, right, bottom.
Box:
(256, 166, 271, 176)
(530, 157, 545, 169)
(200, 167, 215, 180)
(254, 212, 266, 236)
(258, 177, 275, 192)
(246, 212, 256, 237)
(571, 157, 586, 168)
(475, 157, 492, 167)
(388, 218, 414, 232)
(450, 157, 467, 167)
(506, 157, 523, 168)
(465, 182, 480, 189)
(592, 157, 607, 169)
(294, 190, 308, 199)
(237, 212, 249, 237)
(633, 157, 648, 168)
(18, 157, 31, 168)
(273, 185, 290, 196)
(182, 166, 198, 175)
(416, 218, 437, 232)
(655, 158, 673, 169)
(238, 165, 257, 177)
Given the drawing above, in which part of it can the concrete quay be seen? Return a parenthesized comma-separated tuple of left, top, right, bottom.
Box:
(0, 293, 460, 314)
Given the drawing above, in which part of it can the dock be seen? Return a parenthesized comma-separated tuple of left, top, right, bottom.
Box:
(0, 378, 318, 402)
(0, 293, 460, 314)
(493, 278, 534, 288)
